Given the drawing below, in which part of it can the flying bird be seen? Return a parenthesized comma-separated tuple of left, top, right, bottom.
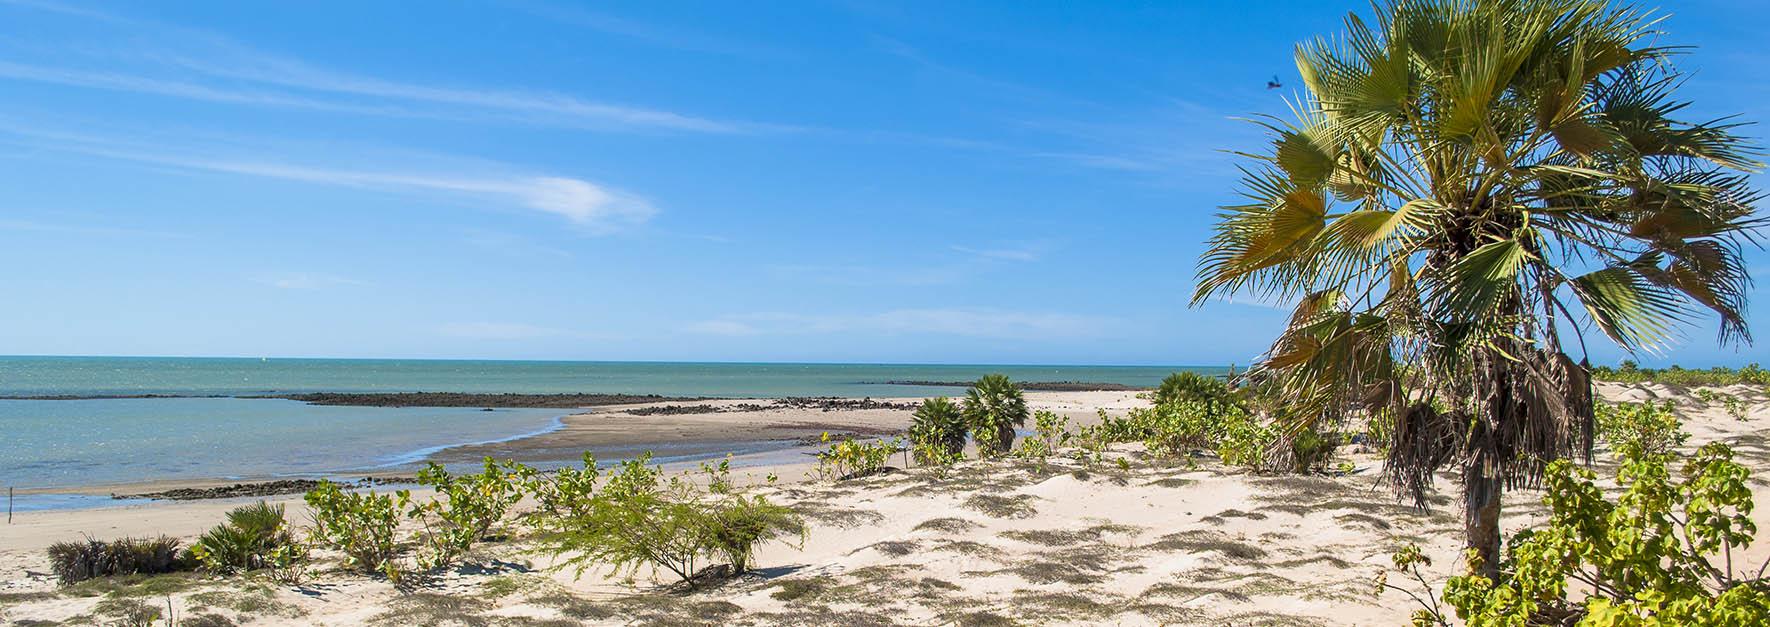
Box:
(1266, 75, 1283, 90)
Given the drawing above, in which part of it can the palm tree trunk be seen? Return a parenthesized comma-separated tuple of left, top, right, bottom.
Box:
(1463, 457, 1503, 579)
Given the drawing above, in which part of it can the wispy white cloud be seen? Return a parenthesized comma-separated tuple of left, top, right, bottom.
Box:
(0, 121, 657, 231)
(0, 1, 754, 133)
(0, 218, 187, 238)
(502, 0, 782, 57)
(687, 308, 1114, 339)
(950, 243, 1044, 262)
(250, 273, 368, 290)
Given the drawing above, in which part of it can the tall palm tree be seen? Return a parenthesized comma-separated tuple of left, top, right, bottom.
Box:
(1194, 0, 1762, 576)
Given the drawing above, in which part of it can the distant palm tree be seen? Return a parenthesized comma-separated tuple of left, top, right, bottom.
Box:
(963, 374, 1029, 456)
(1194, 0, 1762, 576)
(909, 396, 967, 462)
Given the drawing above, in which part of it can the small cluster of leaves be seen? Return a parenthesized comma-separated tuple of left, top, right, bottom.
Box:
(812, 433, 899, 481)
(45, 536, 188, 585)
(1591, 361, 1770, 387)
(1595, 400, 1689, 459)
(1385, 413, 1769, 625)
(531, 454, 804, 583)
(189, 501, 308, 583)
(304, 479, 409, 579)
(1012, 410, 1071, 471)
(407, 458, 527, 570)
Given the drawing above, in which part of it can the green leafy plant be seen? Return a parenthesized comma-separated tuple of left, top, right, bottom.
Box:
(812, 433, 897, 481)
(962, 374, 1028, 457)
(908, 396, 967, 463)
(408, 458, 526, 570)
(1592, 362, 1770, 387)
(46, 536, 187, 585)
(1012, 410, 1071, 470)
(1384, 431, 1769, 625)
(189, 501, 297, 574)
(1595, 400, 1688, 459)
(304, 480, 408, 578)
(535, 454, 805, 585)
(519, 452, 599, 521)
(1153, 371, 1235, 413)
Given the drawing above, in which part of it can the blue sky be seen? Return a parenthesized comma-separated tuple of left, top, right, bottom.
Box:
(1, 0, 1765, 367)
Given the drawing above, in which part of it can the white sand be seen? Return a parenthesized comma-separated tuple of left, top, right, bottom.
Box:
(2, 386, 1766, 625)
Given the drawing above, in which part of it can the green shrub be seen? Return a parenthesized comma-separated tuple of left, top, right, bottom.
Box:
(1012, 410, 1071, 469)
(303, 480, 408, 578)
(536, 454, 805, 584)
(1153, 371, 1234, 411)
(1383, 407, 1768, 626)
(408, 458, 526, 570)
(812, 433, 897, 481)
(702, 494, 805, 573)
(963, 374, 1028, 457)
(46, 536, 187, 585)
(190, 501, 296, 574)
(519, 452, 599, 521)
(1443, 444, 1764, 624)
(1287, 426, 1338, 474)
(1595, 400, 1688, 459)
(909, 397, 967, 463)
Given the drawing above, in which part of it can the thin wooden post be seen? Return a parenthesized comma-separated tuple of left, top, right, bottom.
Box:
(7, 487, 12, 524)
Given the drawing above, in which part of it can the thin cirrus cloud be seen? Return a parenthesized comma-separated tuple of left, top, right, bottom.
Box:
(0, 121, 657, 231)
(250, 273, 368, 290)
(950, 244, 1042, 262)
(686, 308, 1115, 340)
(437, 322, 602, 341)
(0, 1, 754, 134)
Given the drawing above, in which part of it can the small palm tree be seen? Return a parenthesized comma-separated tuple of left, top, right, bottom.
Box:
(1195, 0, 1762, 576)
(1153, 371, 1233, 412)
(908, 396, 967, 463)
(962, 374, 1029, 456)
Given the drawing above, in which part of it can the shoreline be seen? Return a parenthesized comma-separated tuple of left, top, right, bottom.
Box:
(6, 391, 1148, 510)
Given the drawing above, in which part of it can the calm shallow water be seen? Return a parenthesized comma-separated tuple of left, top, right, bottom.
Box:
(0, 356, 1207, 398)
(0, 357, 1214, 507)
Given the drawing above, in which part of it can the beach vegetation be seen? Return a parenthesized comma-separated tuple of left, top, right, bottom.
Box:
(962, 374, 1028, 457)
(1383, 437, 1769, 625)
(1153, 371, 1235, 412)
(1591, 361, 1770, 387)
(303, 481, 408, 578)
(408, 458, 526, 570)
(812, 433, 898, 481)
(1012, 410, 1070, 470)
(518, 452, 600, 521)
(46, 536, 188, 585)
(1194, 0, 1765, 576)
(535, 454, 805, 585)
(908, 396, 967, 463)
(189, 501, 301, 576)
(1595, 400, 1688, 458)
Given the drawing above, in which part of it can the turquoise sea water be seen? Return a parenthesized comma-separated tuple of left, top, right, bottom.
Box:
(0, 357, 1211, 507)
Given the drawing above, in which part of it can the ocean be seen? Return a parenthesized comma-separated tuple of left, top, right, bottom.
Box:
(0, 356, 1210, 508)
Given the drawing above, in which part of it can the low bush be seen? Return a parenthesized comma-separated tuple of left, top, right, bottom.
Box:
(812, 433, 897, 481)
(46, 536, 187, 585)
(303, 480, 408, 578)
(963, 374, 1029, 457)
(519, 452, 599, 520)
(408, 458, 526, 570)
(1152, 371, 1234, 411)
(1013, 410, 1070, 469)
(189, 501, 298, 575)
(1595, 400, 1687, 458)
(908, 396, 967, 463)
(536, 454, 805, 584)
